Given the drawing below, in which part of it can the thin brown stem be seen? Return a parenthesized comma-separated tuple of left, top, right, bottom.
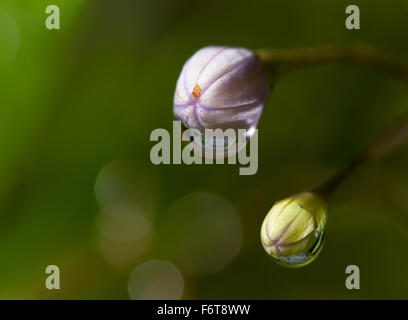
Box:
(311, 159, 361, 200)
(313, 102, 408, 201)
(257, 45, 408, 199)
(256, 45, 408, 83)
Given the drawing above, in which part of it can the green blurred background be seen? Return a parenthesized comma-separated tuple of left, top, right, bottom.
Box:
(1, 0, 408, 299)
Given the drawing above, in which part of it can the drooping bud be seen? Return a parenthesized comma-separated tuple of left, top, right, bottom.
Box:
(173, 46, 270, 156)
(260, 192, 328, 267)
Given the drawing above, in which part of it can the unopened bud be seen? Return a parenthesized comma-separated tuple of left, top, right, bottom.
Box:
(260, 192, 327, 267)
(173, 46, 270, 156)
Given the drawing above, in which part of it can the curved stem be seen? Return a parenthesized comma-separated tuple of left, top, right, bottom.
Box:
(256, 45, 408, 83)
(311, 159, 361, 200)
(314, 112, 408, 200)
(257, 45, 408, 200)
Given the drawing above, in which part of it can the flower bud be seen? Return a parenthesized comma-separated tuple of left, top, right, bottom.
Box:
(173, 46, 270, 154)
(260, 192, 327, 267)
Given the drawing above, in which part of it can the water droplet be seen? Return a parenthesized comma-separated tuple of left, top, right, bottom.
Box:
(261, 192, 328, 268)
(271, 231, 325, 268)
(181, 124, 253, 159)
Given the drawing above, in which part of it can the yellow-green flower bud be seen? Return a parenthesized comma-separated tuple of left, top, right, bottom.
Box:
(260, 192, 327, 268)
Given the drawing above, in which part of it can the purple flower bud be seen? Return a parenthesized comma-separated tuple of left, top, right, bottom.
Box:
(173, 46, 270, 137)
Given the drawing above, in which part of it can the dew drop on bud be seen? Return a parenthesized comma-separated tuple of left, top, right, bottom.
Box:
(270, 230, 325, 268)
(260, 192, 328, 268)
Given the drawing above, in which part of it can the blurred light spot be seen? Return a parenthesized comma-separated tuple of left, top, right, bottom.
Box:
(159, 192, 242, 276)
(95, 159, 158, 217)
(0, 11, 20, 67)
(95, 159, 159, 268)
(128, 260, 184, 300)
(97, 206, 153, 269)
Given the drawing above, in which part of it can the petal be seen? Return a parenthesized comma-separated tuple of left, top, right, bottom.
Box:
(173, 71, 190, 105)
(182, 46, 226, 97)
(201, 59, 270, 108)
(174, 104, 203, 129)
(196, 47, 253, 92)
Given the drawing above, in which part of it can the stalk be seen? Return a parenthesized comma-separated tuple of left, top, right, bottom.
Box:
(257, 45, 408, 200)
(256, 45, 408, 82)
(312, 113, 408, 200)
